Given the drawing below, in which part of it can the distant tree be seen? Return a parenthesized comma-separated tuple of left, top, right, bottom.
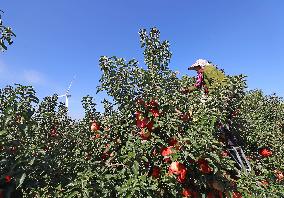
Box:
(0, 10, 16, 52)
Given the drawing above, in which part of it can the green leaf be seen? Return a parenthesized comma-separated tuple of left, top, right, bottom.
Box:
(17, 173, 26, 189)
(210, 116, 217, 128)
(67, 191, 80, 198)
(132, 161, 139, 175)
(142, 156, 148, 162)
(28, 157, 35, 165)
(0, 130, 7, 136)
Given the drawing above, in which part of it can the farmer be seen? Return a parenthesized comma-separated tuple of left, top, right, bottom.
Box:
(180, 59, 227, 94)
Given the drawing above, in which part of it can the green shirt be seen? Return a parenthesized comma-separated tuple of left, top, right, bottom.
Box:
(203, 65, 228, 90)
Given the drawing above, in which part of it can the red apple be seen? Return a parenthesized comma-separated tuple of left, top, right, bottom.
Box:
(231, 109, 239, 118)
(146, 120, 154, 131)
(150, 100, 158, 106)
(91, 122, 100, 132)
(182, 188, 192, 197)
(221, 150, 229, 157)
(146, 100, 158, 108)
(150, 108, 160, 118)
(197, 159, 213, 174)
(180, 113, 191, 122)
(152, 148, 158, 156)
(169, 167, 187, 183)
(200, 164, 212, 174)
(168, 137, 181, 150)
(161, 146, 174, 157)
(136, 98, 144, 105)
(50, 128, 57, 137)
(169, 161, 186, 175)
(169, 162, 181, 175)
(134, 111, 141, 119)
(151, 166, 160, 178)
(90, 133, 101, 140)
(169, 138, 178, 146)
(5, 175, 11, 183)
(101, 152, 109, 160)
(259, 148, 272, 157)
(136, 117, 149, 128)
(204, 86, 209, 94)
(140, 129, 151, 140)
(163, 157, 172, 163)
(177, 168, 187, 183)
(232, 191, 242, 198)
(260, 180, 269, 187)
(274, 170, 284, 181)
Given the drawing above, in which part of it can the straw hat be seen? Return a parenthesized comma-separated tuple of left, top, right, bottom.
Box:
(188, 59, 209, 70)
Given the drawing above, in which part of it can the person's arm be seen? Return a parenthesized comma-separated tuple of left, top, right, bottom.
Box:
(180, 87, 189, 94)
(180, 86, 198, 94)
(194, 72, 203, 87)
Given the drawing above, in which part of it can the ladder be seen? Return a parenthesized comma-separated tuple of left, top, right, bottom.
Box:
(228, 146, 251, 175)
(218, 119, 252, 176)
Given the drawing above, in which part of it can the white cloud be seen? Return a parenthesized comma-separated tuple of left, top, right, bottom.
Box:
(0, 60, 6, 73)
(23, 70, 45, 84)
(0, 59, 46, 85)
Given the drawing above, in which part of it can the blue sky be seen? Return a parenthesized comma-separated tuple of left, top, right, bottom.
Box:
(1, 0, 284, 119)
